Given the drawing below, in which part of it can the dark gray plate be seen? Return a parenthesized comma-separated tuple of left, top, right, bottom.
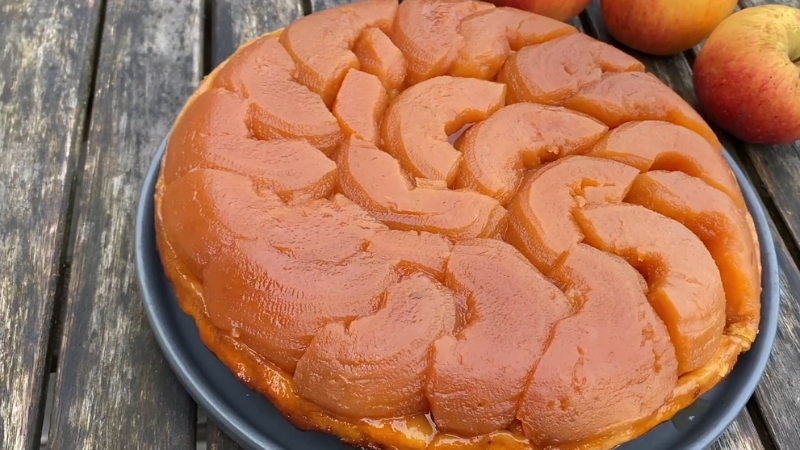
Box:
(135, 135, 779, 450)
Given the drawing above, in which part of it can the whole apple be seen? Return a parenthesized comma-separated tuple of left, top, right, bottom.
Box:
(694, 5, 800, 145)
(601, 0, 737, 55)
(489, 0, 591, 21)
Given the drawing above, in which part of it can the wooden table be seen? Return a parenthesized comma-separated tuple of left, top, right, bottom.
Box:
(1, 0, 798, 448)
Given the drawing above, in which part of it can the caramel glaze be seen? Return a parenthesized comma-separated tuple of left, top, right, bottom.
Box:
(155, 1, 762, 448)
(154, 209, 744, 450)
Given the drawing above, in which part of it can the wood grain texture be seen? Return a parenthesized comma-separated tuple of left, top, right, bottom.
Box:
(740, 0, 800, 9)
(310, 0, 355, 12)
(211, 0, 304, 67)
(46, 0, 202, 448)
(752, 216, 800, 449)
(745, 141, 800, 245)
(0, 1, 102, 449)
(710, 411, 766, 450)
(207, 421, 242, 450)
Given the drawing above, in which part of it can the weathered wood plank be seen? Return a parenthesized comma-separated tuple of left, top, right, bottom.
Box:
(710, 411, 766, 450)
(207, 421, 242, 450)
(311, 0, 349, 12)
(205, 0, 304, 447)
(46, 0, 203, 448)
(750, 217, 800, 449)
(743, 143, 800, 249)
(211, 0, 304, 67)
(741, 0, 800, 9)
(0, 1, 103, 448)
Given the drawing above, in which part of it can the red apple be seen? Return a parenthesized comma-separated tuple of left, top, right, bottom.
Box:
(489, 0, 591, 21)
(601, 0, 738, 55)
(694, 5, 800, 145)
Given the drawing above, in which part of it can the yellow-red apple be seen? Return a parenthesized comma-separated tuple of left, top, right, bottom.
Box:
(694, 5, 800, 145)
(600, 0, 737, 55)
(489, 0, 591, 21)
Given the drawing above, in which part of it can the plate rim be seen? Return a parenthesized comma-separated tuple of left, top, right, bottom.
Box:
(135, 133, 781, 450)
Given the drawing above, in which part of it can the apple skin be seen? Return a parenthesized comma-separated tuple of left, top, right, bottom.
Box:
(489, 0, 591, 21)
(600, 0, 738, 55)
(694, 5, 800, 145)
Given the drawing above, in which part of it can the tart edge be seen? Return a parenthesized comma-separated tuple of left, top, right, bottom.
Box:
(153, 25, 761, 450)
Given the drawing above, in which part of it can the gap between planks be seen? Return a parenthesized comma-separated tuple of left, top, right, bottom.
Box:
(0, 0, 107, 448)
(37, 0, 110, 446)
(43, 0, 202, 447)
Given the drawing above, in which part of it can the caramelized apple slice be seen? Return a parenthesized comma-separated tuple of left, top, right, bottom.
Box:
(212, 35, 343, 154)
(259, 196, 386, 263)
(455, 103, 608, 205)
(586, 120, 745, 210)
(160, 169, 281, 279)
(333, 69, 389, 147)
(564, 72, 722, 150)
(519, 244, 678, 446)
(488, 0, 591, 22)
(162, 170, 379, 266)
(264, 195, 451, 269)
(498, 33, 644, 105)
(278, 0, 398, 107)
(505, 156, 639, 272)
(203, 240, 397, 373)
(165, 168, 451, 281)
(575, 203, 726, 374)
(367, 230, 453, 281)
(427, 239, 571, 436)
(353, 27, 408, 98)
(192, 138, 336, 205)
(382, 76, 506, 184)
(449, 7, 576, 80)
(391, 0, 494, 84)
(163, 89, 251, 184)
(162, 155, 466, 282)
(294, 273, 457, 419)
(322, 197, 453, 279)
(338, 137, 507, 239)
(164, 90, 337, 202)
(625, 171, 761, 346)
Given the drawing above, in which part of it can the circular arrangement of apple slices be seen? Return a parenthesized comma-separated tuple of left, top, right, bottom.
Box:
(154, 0, 764, 449)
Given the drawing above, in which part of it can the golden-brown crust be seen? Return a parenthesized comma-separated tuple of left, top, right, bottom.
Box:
(154, 21, 762, 450)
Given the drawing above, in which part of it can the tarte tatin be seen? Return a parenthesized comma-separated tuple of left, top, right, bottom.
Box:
(154, 0, 763, 448)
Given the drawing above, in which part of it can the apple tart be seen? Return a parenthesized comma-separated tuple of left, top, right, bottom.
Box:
(154, 0, 763, 448)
